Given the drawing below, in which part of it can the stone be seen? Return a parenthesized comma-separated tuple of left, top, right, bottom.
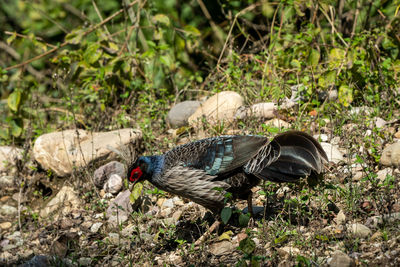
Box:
(329, 250, 354, 267)
(336, 210, 346, 225)
(33, 129, 141, 176)
(394, 130, 400, 139)
(167, 101, 201, 128)
(377, 168, 391, 182)
(40, 186, 82, 218)
(209, 240, 234, 256)
(264, 118, 291, 129)
(0, 146, 23, 172)
(380, 142, 400, 167)
(171, 210, 182, 224)
(350, 106, 373, 115)
(106, 190, 132, 226)
(188, 91, 243, 126)
(79, 257, 92, 266)
(162, 198, 174, 209)
(0, 176, 14, 188)
(350, 223, 371, 238)
(320, 142, 344, 163)
(277, 246, 300, 258)
(235, 102, 276, 120)
(94, 161, 125, 188)
(0, 222, 12, 230)
(0, 205, 17, 216)
(90, 222, 103, 233)
(375, 117, 387, 128)
(103, 174, 123, 194)
(108, 233, 120, 245)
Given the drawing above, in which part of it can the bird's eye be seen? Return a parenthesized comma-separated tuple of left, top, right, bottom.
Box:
(129, 167, 143, 182)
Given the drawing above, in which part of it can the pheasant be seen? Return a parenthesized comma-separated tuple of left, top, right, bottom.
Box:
(127, 131, 328, 216)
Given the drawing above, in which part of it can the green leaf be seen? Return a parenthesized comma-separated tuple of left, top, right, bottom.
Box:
(329, 48, 346, 68)
(221, 207, 232, 224)
(239, 237, 256, 255)
(218, 230, 233, 241)
(152, 14, 170, 26)
(130, 183, 143, 203)
(65, 29, 85, 45)
(238, 213, 250, 227)
(8, 91, 21, 112)
(338, 84, 353, 107)
(10, 119, 23, 137)
(84, 43, 102, 65)
(308, 49, 320, 67)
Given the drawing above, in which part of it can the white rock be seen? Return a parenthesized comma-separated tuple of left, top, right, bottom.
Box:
(209, 240, 234, 256)
(350, 223, 371, 238)
(329, 250, 354, 267)
(108, 233, 120, 245)
(314, 134, 329, 142)
(0, 146, 23, 172)
(106, 190, 132, 226)
(162, 199, 174, 209)
(336, 210, 346, 224)
(167, 101, 201, 128)
(90, 222, 103, 233)
(103, 174, 123, 194)
(375, 117, 387, 128)
(79, 257, 92, 266)
(33, 129, 142, 176)
(40, 186, 82, 218)
(0, 205, 17, 216)
(376, 168, 392, 182)
(0, 176, 14, 188)
(277, 246, 300, 258)
(380, 142, 400, 167)
(321, 142, 344, 163)
(235, 102, 276, 120)
(188, 91, 243, 126)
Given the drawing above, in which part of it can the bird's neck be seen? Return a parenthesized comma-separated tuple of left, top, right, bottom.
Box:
(140, 155, 164, 180)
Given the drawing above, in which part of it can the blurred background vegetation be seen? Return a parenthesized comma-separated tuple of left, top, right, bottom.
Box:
(0, 0, 399, 146)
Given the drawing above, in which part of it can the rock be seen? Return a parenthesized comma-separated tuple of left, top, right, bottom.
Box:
(314, 134, 329, 142)
(395, 130, 400, 139)
(40, 186, 82, 218)
(90, 222, 103, 233)
(366, 212, 400, 227)
(33, 129, 141, 176)
(19, 255, 51, 267)
(380, 142, 400, 167)
(0, 176, 14, 188)
(0, 204, 17, 216)
(108, 233, 120, 245)
(328, 90, 338, 101)
(167, 101, 201, 128)
(209, 240, 234, 256)
(321, 142, 344, 163)
(0, 146, 23, 172)
(350, 106, 373, 116)
(103, 174, 123, 194)
(377, 168, 391, 182)
(264, 118, 291, 129)
(171, 210, 182, 224)
(188, 91, 243, 126)
(375, 117, 387, 128)
(329, 250, 354, 267)
(336, 210, 346, 225)
(94, 161, 125, 188)
(0, 222, 12, 230)
(162, 198, 174, 209)
(235, 102, 276, 120)
(277, 246, 300, 258)
(353, 171, 363, 181)
(350, 223, 371, 238)
(106, 190, 132, 226)
(79, 257, 92, 266)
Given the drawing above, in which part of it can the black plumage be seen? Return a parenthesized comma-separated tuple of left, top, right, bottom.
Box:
(127, 131, 328, 213)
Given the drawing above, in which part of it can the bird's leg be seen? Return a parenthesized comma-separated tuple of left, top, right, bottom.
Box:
(247, 191, 254, 218)
(194, 220, 220, 248)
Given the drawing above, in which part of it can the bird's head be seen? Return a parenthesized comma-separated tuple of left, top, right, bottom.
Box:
(127, 156, 151, 184)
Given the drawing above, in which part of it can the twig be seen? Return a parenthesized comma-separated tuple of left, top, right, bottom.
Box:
(91, 0, 113, 40)
(5, 0, 140, 71)
(194, 220, 220, 247)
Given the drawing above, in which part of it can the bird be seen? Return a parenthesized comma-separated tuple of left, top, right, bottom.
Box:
(126, 130, 328, 216)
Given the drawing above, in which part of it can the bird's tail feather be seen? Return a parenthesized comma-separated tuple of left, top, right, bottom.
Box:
(257, 131, 328, 183)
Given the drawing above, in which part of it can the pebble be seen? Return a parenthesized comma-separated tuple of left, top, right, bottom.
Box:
(90, 222, 103, 233)
(350, 223, 371, 238)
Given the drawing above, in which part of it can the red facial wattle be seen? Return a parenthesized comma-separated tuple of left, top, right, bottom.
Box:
(129, 167, 143, 182)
